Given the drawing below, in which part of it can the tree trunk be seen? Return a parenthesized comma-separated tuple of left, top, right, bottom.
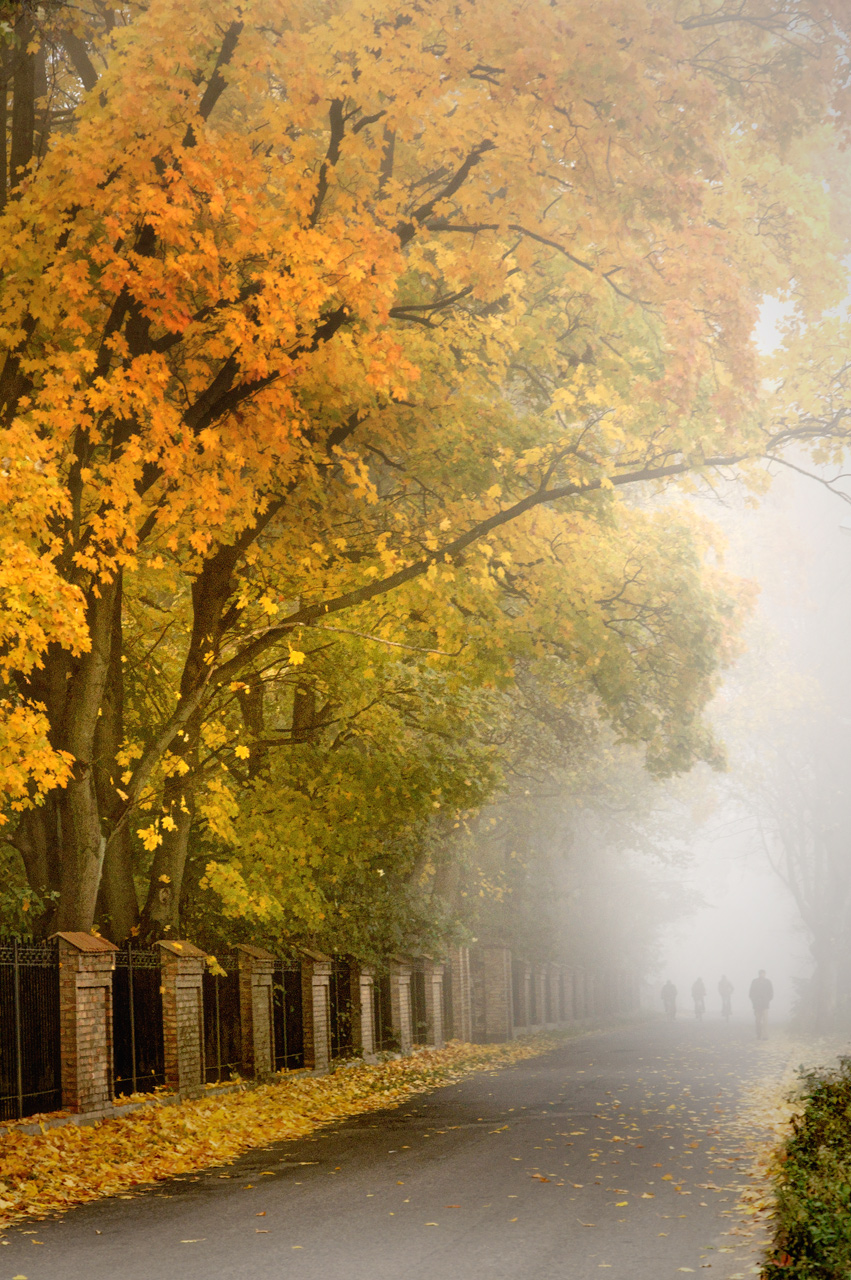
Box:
(93, 571, 139, 941)
(56, 761, 106, 930)
(811, 938, 838, 1033)
(48, 578, 119, 931)
(139, 773, 196, 939)
(15, 801, 62, 936)
(9, 13, 35, 187)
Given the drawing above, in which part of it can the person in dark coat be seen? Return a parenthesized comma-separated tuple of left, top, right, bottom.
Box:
(691, 977, 706, 1020)
(748, 969, 774, 1039)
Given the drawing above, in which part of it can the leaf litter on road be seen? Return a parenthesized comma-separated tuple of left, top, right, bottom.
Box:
(0, 1035, 563, 1229)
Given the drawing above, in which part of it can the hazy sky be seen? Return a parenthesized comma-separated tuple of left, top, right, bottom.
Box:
(650, 432, 851, 1020)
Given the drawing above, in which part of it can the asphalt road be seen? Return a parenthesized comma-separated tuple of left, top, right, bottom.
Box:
(2, 1019, 782, 1280)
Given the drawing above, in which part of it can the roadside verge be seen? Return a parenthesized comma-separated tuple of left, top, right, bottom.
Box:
(0, 1034, 567, 1230)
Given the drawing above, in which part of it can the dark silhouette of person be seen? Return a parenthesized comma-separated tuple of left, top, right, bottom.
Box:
(661, 980, 677, 1021)
(718, 974, 733, 1019)
(691, 977, 706, 1020)
(749, 969, 774, 1039)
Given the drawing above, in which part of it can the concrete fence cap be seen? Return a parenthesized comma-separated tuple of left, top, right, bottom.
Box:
(297, 946, 332, 963)
(50, 931, 118, 952)
(233, 944, 276, 961)
(156, 939, 207, 958)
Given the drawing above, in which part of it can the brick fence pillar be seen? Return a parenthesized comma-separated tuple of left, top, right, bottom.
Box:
(54, 932, 118, 1115)
(446, 945, 472, 1042)
(300, 950, 332, 1072)
(519, 962, 532, 1032)
(561, 968, 574, 1021)
(235, 945, 275, 1078)
(545, 964, 557, 1026)
(480, 945, 513, 1043)
(422, 960, 445, 1049)
(158, 940, 206, 1095)
(359, 967, 375, 1056)
(389, 958, 413, 1054)
(532, 966, 546, 1028)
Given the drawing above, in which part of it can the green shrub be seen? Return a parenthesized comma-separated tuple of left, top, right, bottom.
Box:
(763, 1059, 851, 1279)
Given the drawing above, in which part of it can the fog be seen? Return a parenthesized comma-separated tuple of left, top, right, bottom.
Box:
(647, 452, 851, 1027)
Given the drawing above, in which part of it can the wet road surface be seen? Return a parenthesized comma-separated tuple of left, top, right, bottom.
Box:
(2, 1019, 784, 1279)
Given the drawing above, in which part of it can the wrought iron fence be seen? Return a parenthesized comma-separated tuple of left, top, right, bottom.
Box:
(329, 959, 355, 1059)
(113, 943, 165, 1097)
(272, 959, 304, 1071)
(202, 955, 242, 1083)
(0, 937, 61, 1121)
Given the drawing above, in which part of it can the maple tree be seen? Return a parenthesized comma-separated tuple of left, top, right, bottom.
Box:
(0, 0, 849, 939)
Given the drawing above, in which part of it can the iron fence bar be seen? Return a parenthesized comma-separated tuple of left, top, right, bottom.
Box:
(13, 937, 23, 1120)
(281, 964, 288, 1069)
(215, 974, 222, 1083)
(127, 941, 137, 1095)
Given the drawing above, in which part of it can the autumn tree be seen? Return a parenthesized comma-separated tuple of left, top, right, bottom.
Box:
(0, 0, 849, 938)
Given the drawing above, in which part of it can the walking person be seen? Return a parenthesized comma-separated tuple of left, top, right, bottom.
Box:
(749, 969, 774, 1039)
(691, 977, 706, 1020)
(718, 974, 733, 1020)
(661, 979, 677, 1021)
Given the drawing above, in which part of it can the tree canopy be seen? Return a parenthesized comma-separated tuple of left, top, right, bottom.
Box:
(1, 0, 849, 945)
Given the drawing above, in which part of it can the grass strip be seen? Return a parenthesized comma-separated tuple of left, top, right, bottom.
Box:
(763, 1056, 851, 1279)
(0, 1033, 563, 1229)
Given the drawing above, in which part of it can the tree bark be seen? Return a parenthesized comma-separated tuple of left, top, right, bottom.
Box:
(9, 12, 34, 187)
(94, 571, 139, 942)
(49, 577, 119, 930)
(139, 762, 196, 939)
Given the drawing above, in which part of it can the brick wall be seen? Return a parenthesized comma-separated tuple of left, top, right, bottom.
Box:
(422, 961, 445, 1049)
(158, 940, 206, 1094)
(359, 969, 375, 1055)
(235, 945, 275, 1077)
(300, 951, 331, 1071)
(389, 959, 412, 1054)
(446, 946, 472, 1042)
(481, 945, 513, 1042)
(55, 932, 117, 1115)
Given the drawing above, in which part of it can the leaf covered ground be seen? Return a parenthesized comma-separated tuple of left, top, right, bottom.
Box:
(0, 1036, 563, 1229)
(760, 1048, 851, 1279)
(702, 1034, 847, 1280)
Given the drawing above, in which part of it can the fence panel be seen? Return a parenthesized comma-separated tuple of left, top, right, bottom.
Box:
(202, 956, 242, 1083)
(0, 938, 61, 1121)
(272, 960, 304, 1071)
(113, 944, 165, 1097)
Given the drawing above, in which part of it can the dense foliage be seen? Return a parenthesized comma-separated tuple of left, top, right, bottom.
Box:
(764, 1059, 851, 1280)
(1, 0, 850, 950)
